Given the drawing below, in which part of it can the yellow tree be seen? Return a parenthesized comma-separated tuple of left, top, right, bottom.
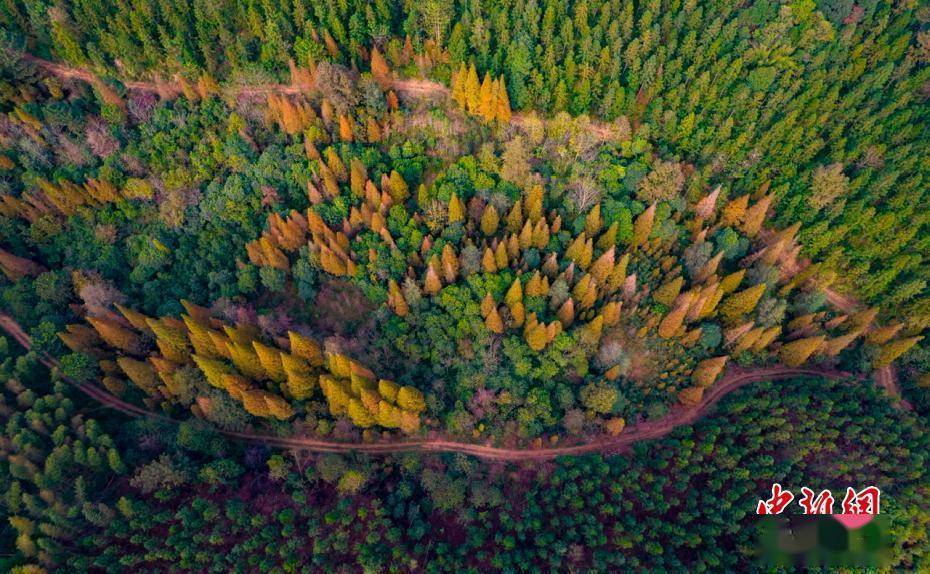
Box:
(423, 263, 442, 296)
(117, 357, 160, 394)
(478, 72, 495, 121)
(631, 203, 656, 248)
(678, 386, 703, 407)
(388, 279, 409, 317)
(281, 352, 316, 400)
(584, 204, 602, 235)
(87, 316, 143, 354)
(741, 195, 772, 238)
(718, 284, 766, 323)
(397, 386, 426, 412)
(253, 341, 287, 382)
(465, 63, 480, 113)
(779, 336, 826, 367)
(485, 306, 504, 333)
(289, 331, 324, 366)
(481, 204, 500, 236)
(691, 356, 728, 387)
(873, 336, 923, 368)
(653, 276, 684, 306)
(495, 76, 512, 122)
(448, 193, 465, 223)
(557, 298, 575, 327)
(370, 46, 391, 88)
(720, 194, 749, 227)
(451, 62, 468, 107)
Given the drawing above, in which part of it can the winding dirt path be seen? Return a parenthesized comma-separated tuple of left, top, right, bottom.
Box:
(824, 288, 904, 406)
(1, 313, 851, 460)
(23, 53, 452, 99)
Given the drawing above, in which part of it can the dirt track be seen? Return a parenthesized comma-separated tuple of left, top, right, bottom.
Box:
(0, 313, 854, 460)
(824, 288, 903, 405)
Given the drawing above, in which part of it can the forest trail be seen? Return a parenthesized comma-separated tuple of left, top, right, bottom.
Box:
(0, 312, 855, 460)
(824, 288, 905, 407)
(24, 54, 622, 139)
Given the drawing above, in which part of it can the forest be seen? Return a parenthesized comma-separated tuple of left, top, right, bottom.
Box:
(0, 0, 928, 571)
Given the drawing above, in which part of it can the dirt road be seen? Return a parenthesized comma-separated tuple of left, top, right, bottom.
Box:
(0, 313, 853, 460)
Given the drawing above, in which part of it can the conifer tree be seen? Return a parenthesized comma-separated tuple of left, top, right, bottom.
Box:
(227, 342, 266, 381)
(388, 279, 409, 316)
(451, 62, 468, 107)
(281, 352, 315, 400)
(525, 323, 549, 351)
(822, 331, 860, 357)
(117, 357, 160, 394)
(388, 170, 409, 203)
(505, 278, 523, 308)
(448, 193, 465, 223)
(741, 195, 772, 238)
(658, 295, 693, 339)
(866, 323, 904, 345)
(719, 284, 767, 323)
(578, 315, 604, 347)
(482, 247, 497, 272)
(370, 46, 391, 88)
(264, 393, 295, 420)
(481, 204, 500, 235)
(116, 304, 152, 333)
(678, 386, 703, 407)
(555, 298, 575, 327)
(779, 336, 826, 367)
(485, 306, 504, 333)
(464, 63, 480, 113)
(423, 263, 442, 296)
(720, 194, 749, 227)
(602, 301, 622, 326)
(347, 398, 376, 427)
(573, 274, 598, 309)
(631, 203, 656, 248)
(480, 293, 496, 318)
(584, 204, 602, 235)
(692, 356, 728, 387)
(510, 301, 526, 327)
(289, 331, 324, 366)
(494, 241, 509, 269)
(253, 341, 286, 382)
(0, 248, 45, 280)
(87, 316, 143, 354)
(496, 76, 512, 122)
(440, 244, 459, 282)
(719, 270, 746, 294)
(397, 386, 426, 413)
(526, 185, 543, 222)
(653, 276, 684, 306)
(589, 247, 615, 284)
(597, 221, 619, 250)
(873, 336, 923, 368)
(146, 318, 191, 363)
(192, 355, 236, 389)
(507, 199, 523, 232)
(478, 72, 495, 121)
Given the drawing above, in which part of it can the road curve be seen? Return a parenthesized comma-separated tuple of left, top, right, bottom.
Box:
(0, 313, 851, 460)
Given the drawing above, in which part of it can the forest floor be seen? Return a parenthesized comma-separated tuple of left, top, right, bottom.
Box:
(8, 53, 908, 457)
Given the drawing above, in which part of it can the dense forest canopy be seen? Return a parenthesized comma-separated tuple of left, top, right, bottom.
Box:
(0, 0, 928, 571)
